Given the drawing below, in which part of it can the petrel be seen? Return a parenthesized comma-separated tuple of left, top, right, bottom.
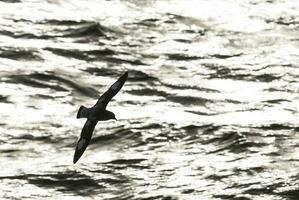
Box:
(73, 72, 128, 164)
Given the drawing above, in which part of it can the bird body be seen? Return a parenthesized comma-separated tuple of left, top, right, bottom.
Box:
(73, 72, 128, 164)
(77, 105, 115, 121)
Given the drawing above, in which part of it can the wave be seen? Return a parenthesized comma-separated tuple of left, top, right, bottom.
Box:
(89, 127, 140, 149)
(127, 88, 167, 97)
(59, 22, 107, 38)
(203, 63, 283, 82)
(45, 47, 146, 66)
(206, 131, 267, 154)
(0, 95, 11, 103)
(127, 70, 158, 81)
(209, 53, 243, 59)
(7, 72, 98, 97)
(0, 171, 100, 195)
(167, 95, 212, 106)
(0, 47, 43, 61)
(45, 47, 115, 61)
(1, 20, 110, 40)
(165, 53, 204, 61)
(161, 81, 219, 92)
(104, 158, 149, 170)
(253, 123, 295, 131)
(0, 0, 20, 3)
(266, 16, 299, 26)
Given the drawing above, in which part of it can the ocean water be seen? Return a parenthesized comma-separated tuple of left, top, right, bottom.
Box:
(0, 0, 299, 199)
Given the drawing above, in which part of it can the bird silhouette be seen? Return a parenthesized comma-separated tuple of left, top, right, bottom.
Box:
(73, 72, 128, 164)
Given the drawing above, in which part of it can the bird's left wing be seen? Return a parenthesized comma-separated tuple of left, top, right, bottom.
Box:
(96, 72, 128, 108)
(73, 119, 97, 164)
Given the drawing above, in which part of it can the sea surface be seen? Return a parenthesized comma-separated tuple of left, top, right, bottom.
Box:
(0, 0, 299, 199)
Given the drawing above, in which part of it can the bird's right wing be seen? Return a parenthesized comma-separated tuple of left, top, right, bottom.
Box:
(73, 119, 97, 164)
(96, 72, 128, 108)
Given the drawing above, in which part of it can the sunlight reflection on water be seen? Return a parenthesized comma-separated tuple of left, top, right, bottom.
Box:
(0, 0, 299, 199)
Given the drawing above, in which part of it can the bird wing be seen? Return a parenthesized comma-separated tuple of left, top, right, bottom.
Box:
(73, 119, 97, 164)
(96, 72, 128, 108)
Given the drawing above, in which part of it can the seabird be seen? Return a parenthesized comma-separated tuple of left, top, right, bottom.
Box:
(73, 71, 128, 164)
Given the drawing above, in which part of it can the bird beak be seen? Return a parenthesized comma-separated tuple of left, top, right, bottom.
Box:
(114, 117, 117, 121)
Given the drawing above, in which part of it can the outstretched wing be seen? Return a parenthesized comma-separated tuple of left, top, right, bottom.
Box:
(73, 119, 97, 164)
(96, 71, 128, 108)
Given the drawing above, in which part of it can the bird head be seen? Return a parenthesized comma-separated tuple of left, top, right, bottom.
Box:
(112, 114, 117, 121)
(107, 111, 117, 121)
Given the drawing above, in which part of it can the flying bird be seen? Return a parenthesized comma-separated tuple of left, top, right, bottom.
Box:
(73, 71, 128, 164)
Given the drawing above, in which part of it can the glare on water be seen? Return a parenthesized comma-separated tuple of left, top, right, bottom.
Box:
(0, 0, 299, 199)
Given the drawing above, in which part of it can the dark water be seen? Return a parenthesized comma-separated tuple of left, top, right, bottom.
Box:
(0, 0, 299, 199)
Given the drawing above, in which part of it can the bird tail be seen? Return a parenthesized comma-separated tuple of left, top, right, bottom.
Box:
(77, 106, 89, 118)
